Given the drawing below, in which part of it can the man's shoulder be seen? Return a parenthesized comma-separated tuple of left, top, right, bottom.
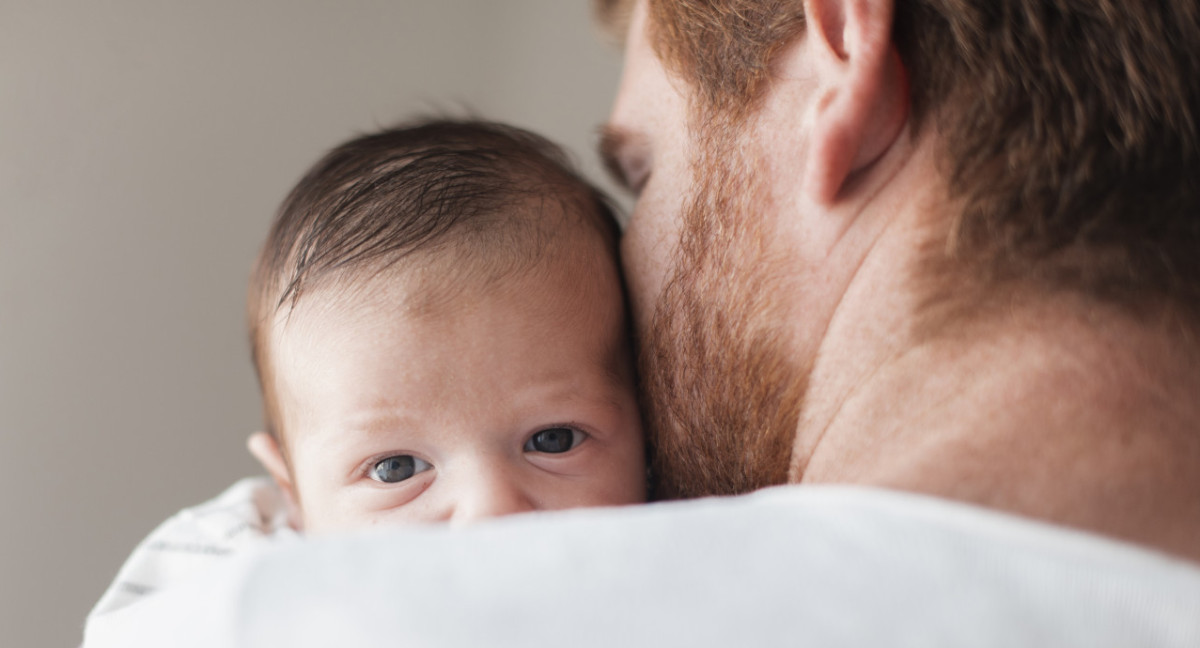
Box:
(87, 476, 296, 620)
(86, 485, 1200, 647)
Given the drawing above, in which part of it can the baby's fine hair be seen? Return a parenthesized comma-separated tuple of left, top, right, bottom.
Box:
(248, 118, 622, 438)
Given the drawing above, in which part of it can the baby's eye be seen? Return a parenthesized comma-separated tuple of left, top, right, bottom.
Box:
(523, 427, 586, 454)
(370, 455, 432, 483)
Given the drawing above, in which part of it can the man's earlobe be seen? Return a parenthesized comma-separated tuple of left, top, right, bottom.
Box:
(247, 431, 304, 531)
(802, 0, 908, 204)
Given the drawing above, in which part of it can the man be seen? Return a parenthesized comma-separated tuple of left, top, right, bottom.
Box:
(601, 0, 1200, 560)
(84, 1, 1200, 645)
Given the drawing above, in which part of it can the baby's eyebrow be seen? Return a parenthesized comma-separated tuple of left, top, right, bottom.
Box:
(336, 413, 426, 477)
(344, 411, 424, 437)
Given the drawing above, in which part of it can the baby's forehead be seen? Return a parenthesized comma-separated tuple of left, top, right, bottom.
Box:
(268, 245, 631, 414)
(275, 223, 622, 331)
(265, 227, 634, 451)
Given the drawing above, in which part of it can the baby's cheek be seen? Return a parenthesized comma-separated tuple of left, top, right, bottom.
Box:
(305, 480, 444, 533)
(292, 479, 360, 534)
(292, 494, 340, 535)
(603, 464, 649, 506)
(301, 502, 385, 534)
(601, 428, 648, 506)
(571, 460, 648, 509)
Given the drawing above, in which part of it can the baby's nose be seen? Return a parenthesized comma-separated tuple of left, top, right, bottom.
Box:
(448, 465, 536, 526)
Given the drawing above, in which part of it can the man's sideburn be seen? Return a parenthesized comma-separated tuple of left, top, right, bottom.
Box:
(640, 122, 809, 500)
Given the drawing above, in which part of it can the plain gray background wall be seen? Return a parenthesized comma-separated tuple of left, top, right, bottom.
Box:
(0, 2, 625, 645)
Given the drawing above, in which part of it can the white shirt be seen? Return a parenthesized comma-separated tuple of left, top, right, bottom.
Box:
(87, 477, 297, 620)
(84, 482, 1200, 647)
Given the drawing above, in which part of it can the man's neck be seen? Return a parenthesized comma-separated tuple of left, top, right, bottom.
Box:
(790, 201, 1200, 560)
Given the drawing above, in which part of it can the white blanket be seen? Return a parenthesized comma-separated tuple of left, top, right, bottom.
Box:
(88, 477, 297, 620)
(84, 482, 1200, 647)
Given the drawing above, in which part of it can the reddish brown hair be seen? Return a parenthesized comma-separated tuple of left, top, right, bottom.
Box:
(599, 0, 1200, 322)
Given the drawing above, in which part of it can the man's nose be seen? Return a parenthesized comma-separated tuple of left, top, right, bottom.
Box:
(448, 463, 536, 527)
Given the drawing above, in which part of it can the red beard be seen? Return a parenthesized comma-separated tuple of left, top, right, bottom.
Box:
(639, 129, 809, 500)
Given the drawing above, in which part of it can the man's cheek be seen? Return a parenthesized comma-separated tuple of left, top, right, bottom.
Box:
(621, 195, 678, 332)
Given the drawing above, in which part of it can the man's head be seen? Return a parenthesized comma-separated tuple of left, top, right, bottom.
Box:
(247, 119, 645, 531)
(600, 0, 1200, 498)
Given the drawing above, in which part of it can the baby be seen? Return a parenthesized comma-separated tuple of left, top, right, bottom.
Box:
(244, 118, 647, 531)
(86, 119, 646, 630)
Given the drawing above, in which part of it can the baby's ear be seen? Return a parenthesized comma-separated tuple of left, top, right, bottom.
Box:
(247, 431, 304, 531)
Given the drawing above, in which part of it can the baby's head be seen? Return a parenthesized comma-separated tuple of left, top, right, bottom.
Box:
(246, 120, 645, 533)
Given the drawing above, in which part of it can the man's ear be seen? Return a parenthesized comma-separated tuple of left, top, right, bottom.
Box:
(247, 431, 304, 531)
(801, 0, 908, 204)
